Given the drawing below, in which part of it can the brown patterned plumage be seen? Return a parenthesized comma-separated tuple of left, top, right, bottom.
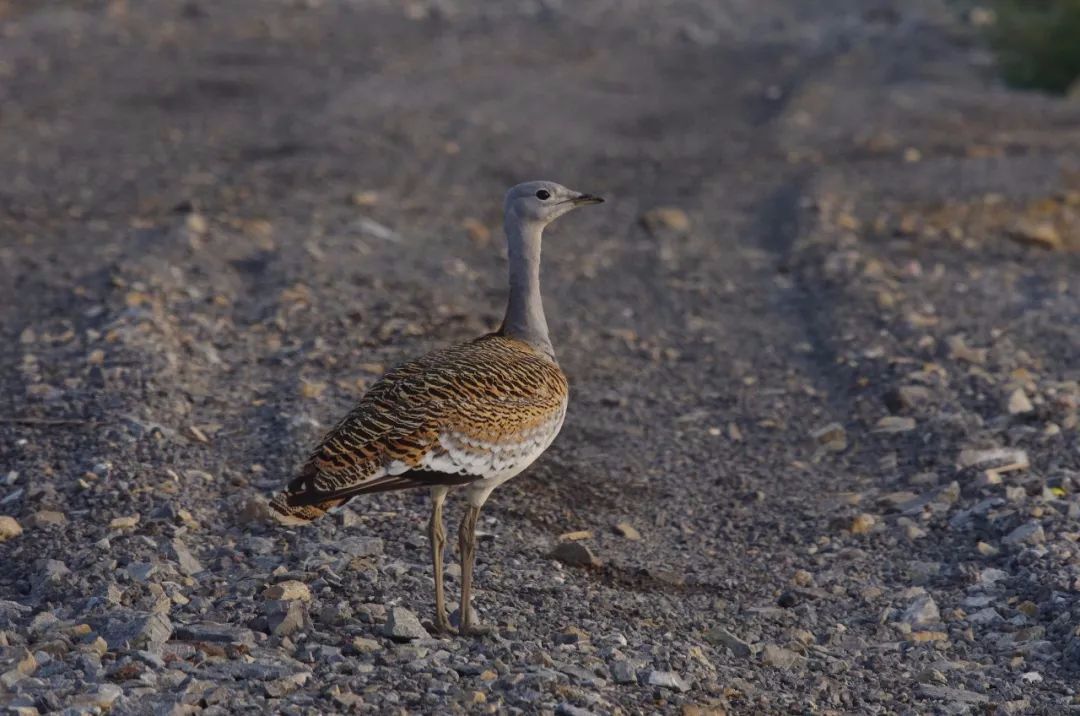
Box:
(269, 180, 602, 635)
(269, 333, 568, 524)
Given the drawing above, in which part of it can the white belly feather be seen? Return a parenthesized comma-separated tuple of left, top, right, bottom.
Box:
(426, 401, 567, 506)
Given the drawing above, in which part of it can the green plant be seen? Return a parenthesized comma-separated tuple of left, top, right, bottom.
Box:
(989, 0, 1080, 94)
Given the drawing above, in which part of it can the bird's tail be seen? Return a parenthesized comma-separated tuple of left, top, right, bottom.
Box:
(267, 463, 349, 525)
(267, 492, 348, 525)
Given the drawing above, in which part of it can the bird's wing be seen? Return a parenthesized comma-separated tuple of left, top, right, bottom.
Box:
(269, 335, 568, 524)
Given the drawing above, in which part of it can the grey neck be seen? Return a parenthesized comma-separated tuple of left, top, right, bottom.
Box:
(499, 215, 554, 358)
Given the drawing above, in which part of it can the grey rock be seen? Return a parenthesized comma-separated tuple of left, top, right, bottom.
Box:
(761, 644, 804, 669)
(917, 668, 948, 685)
(556, 703, 597, 716)
(645, 670, 689, 692)
(316, 601, 352, 626)
(968, 607, 1003, 626)
(878, 491, 920, 511)
(962, 595, 995, 608)
(0, 600, 32, 628)
(902, 594, 940, 627)
(168, 539, 203, 576)
(448, 603, 481, 630)
(383, 607, 429, 641)
(905, 561, 941, 585)
(133, 650, 167, 669)
(126, 562, 158, 582)
(41, 559, 70, 584)
(3, 698, 37, 716)
(100, 611, 173, 651)
(1003, 521, 1045, 547)
(948, 509, 974, 531)
(173, 622, 257, 648)
(266, 600, 306, 637)
(917, 684, 989, 704)
(298, 643, 343, 664)
(263, 670, 311, 698)
(336, 536, 384, 557)
(610, 659, 638, 684)
(73, 683, 123, 710)
(705, 627, 752, 658)
(556, 661, 606, 688)
(335, 507, 362, 528)
(213, 649, 309, 681)
(0, 669, 26, 690)
(241, 536, 275, 555)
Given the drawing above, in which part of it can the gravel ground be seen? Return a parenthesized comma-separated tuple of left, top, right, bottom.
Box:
(1, 0, 1079, 714)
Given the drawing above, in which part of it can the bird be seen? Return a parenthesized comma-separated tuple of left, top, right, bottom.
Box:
(269, 180, 604, 635)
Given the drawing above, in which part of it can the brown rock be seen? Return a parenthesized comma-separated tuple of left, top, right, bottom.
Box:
(238, 496, 272, 525)
(946, 335, 987, 365)
(351, 637, 382, 653)
(1010, 220, 1063, 250)
(682, 705, 728, 716)
(109, 515, 140, 530)
(885, 385, 932, 412)
(462, 217, 491, 245)
(641, 207, 691, 234)
(550, 542, 600, 567)
(613, 522, 642, 540)
(299, 381, 326, 399)
(0, 516, 24, 542)
(555, 626, 590, 644)
(350, 190, 380, 207)
(1007, 388, 1034, 415)
(850, 513, 876, 534)
(263, 580, 312, 602)
(873, 416, 916, 433)
(28, 510, 67, 529)
(810, 422, 847, 452)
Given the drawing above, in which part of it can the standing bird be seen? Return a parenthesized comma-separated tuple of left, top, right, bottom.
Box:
(270, 181, 604, 635)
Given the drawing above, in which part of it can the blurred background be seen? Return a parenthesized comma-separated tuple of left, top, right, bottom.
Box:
(0, 1, 1078, 713)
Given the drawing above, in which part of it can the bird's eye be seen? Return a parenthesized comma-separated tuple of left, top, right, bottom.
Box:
(535, 189, 551, 200)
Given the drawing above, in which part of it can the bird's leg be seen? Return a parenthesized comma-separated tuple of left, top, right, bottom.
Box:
(458, 503, 491, 635)
(429, 487, 455, 635)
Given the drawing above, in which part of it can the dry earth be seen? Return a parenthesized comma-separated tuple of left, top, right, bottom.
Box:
(1, 0, 1079, 714)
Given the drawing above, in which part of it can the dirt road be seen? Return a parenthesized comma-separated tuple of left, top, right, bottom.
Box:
(1, 1, 1078, 713)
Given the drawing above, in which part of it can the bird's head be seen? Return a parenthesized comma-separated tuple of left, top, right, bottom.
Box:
(504, 180, 604, 227)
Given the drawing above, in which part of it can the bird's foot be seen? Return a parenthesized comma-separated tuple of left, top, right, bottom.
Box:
(432, 615, 458, 636)
(449, 604, 495, 637)
(459, 622, 497, 638)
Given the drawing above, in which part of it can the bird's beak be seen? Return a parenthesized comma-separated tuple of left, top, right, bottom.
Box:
(570, 193, 604, 206)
